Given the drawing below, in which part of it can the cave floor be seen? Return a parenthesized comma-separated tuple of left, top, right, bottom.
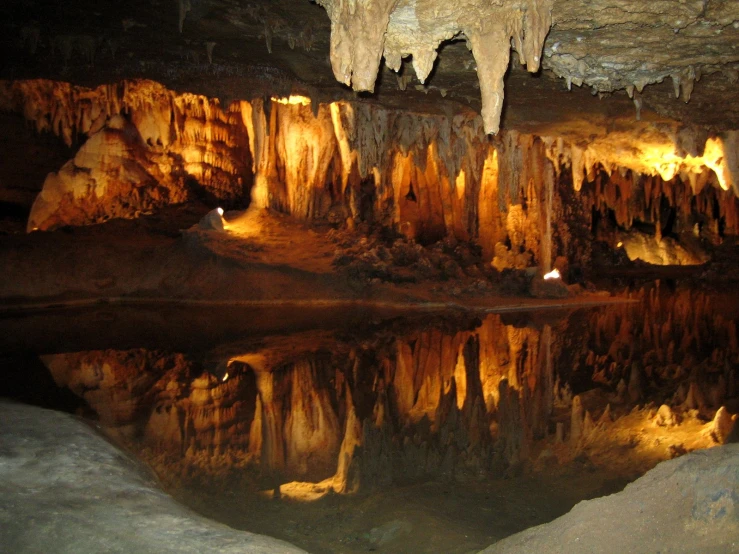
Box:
(0, 204, 633, 313)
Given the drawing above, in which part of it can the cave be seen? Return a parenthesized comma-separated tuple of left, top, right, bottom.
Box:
(1, 1, 739, 552)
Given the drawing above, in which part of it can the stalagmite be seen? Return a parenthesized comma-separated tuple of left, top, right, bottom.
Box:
(582, 410, 595, 441)
(683, 382, 707, 412)
(627, 364, 643, 403)
(332, 386, 362, 494)
(708, 407, 734, 445)
(205, 42, 216, 64)
(633, 91, 642, 121)
(598, 404, 612, 426)
(654, 404, 677, 427)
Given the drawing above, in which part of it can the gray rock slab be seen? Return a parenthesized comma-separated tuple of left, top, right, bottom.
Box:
(482, 443, 739, 553)
(0, 401, 305, 553)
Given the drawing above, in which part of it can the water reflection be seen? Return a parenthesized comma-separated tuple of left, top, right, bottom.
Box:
(28, 284, 738, 501)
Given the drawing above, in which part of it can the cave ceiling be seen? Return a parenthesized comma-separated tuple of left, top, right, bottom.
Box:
(1, 0, 738, 138)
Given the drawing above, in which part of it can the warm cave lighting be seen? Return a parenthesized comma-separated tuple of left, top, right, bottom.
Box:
(217, 207, 224, 216)
(271, 95, 311, 106)
(617, 241, 623, 248)
(543, 268, 561, 280)
(221, 372, 229, 382)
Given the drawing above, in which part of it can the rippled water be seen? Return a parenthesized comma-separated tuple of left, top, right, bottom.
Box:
(2, 284, 738, 553)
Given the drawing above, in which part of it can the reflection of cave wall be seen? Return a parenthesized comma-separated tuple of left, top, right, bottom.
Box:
(4, 78, 738, 269)
(41, 314, 555, 487)
(42, 349, 255, 463)
(567, 286, 738, 409)
(41, 292, 738, 490)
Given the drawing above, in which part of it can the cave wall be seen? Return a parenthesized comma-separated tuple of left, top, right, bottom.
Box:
(2, 78, 738, 268)
(0, 80, 253, 231)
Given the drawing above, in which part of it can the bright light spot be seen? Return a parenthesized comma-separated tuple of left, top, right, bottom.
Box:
(222, 372, 229, 382)
(271, 95, 311, 106)
(637, 137, 733, 192)
(217, 207, 224, 216)
(543, 268, 561, 280)
(617, 241, 623, 248)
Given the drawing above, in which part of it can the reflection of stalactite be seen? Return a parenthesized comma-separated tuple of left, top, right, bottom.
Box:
(571, 286, 738, 412)
(254, 371, 285, 472)
(36, 296, 738, 490)
(331, 385, 362, 493)
(283, 360, 341, 476)
(497, 379, 529, 466)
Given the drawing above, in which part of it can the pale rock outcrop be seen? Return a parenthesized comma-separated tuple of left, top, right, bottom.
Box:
(0, 401, 305, 554)
(483, 443, 739, 553)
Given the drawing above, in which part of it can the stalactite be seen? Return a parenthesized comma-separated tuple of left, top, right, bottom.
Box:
(2, 78, 737, 257)
(316, 0, 552, 134)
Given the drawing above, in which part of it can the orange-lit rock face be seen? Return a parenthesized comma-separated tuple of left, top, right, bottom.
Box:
(3, 78, 738, 268)
(0, 80, 252, 231)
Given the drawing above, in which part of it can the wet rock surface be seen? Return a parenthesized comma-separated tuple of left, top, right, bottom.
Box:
(0, 401, 305, 554)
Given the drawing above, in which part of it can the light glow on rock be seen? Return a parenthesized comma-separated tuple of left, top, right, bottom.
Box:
(216, 207, 224, 216)
(271, 95, 311, 106)
(543, 268, 561, 280)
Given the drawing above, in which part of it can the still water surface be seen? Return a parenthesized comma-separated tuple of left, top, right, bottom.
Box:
(2, 284, 737, 553)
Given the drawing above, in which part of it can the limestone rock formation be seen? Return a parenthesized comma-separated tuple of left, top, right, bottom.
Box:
(0, 80, 252, 231)
(4, 79, 738, 274)
(544, 0, 739, 102)
(313, 0, 739, 136)
(1, 0, 737, 141)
